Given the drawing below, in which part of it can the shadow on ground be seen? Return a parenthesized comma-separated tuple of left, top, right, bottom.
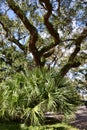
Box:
(71, 106, 87, 130)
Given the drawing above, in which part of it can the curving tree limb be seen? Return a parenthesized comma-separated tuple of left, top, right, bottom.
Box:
(7, 0, 41, 66)
(59, 28, 87, 77)
(41, 0, 60, 42)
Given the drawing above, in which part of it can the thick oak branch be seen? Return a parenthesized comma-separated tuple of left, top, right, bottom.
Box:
(40, 0, 60, 44)
(7, 0, 42, 66)
(59, 28, 87, 77)
(7, 0, 36, 34)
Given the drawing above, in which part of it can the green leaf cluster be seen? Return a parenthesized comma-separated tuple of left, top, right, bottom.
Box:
(0, 68, 80, 125)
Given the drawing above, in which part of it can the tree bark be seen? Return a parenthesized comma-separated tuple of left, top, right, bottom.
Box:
(59, 28, 87, 77)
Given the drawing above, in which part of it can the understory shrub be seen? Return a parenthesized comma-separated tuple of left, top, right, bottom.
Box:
(0, 68, 80, 125)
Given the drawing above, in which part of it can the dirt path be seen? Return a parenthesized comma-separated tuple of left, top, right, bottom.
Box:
(71, 106, 87, 130)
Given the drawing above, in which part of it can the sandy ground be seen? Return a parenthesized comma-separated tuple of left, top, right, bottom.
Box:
(71, 106, 87, 130)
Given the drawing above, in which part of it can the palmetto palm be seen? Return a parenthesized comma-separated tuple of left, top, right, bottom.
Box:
(0, 68, 80, 125)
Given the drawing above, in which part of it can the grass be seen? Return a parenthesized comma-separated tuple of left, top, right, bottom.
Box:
(0, 122, 79, 130)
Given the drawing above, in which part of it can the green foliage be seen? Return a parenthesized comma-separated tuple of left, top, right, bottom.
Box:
(44, 123, 79, 130)
(0, 68, 80, 125)
(0, 122, 21, 130)
(0, 2, 86, 127)
(0, 122, 79, 130)
(0, 45, 32, 82)
(0, 0, 87, 85)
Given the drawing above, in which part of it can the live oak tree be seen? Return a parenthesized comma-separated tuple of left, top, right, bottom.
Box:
(0, 0, 87, 125)
(0, 0, 87, 78)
